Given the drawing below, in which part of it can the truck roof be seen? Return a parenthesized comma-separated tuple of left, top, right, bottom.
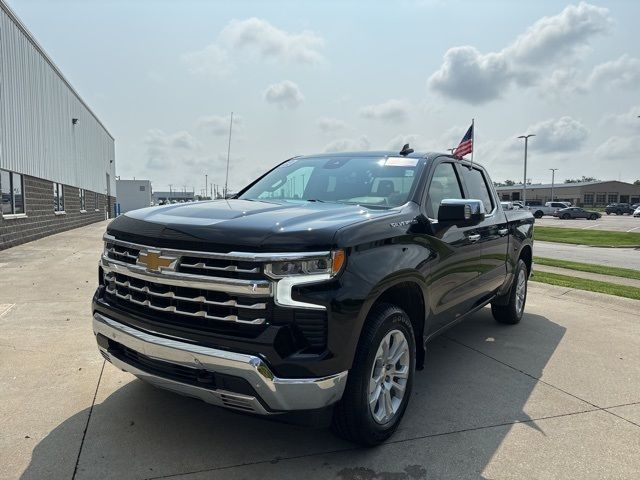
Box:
(295, 151, 457, 161)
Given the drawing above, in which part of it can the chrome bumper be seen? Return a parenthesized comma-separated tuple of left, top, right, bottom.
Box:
(93, 313, 348, 414)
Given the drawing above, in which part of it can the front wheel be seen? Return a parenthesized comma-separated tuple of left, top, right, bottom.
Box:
(534, 211, 543, 219)
(491, 259, 528, 325)
(589, 214, 598, 220)
(332, 304, 415, 446)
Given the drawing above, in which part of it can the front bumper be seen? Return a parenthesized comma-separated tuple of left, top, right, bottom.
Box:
(93, 312, 348, 414)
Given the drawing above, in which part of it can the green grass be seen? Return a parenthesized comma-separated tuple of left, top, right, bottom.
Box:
(534, 257, 640, 281)
(534, 226, 640, 247)
(531, 271, 640, 300)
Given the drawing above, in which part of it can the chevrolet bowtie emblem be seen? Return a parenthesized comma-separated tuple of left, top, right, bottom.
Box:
(137, 251, 175, 272)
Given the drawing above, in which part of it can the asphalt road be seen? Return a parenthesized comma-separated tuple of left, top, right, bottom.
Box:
(535, 241, 640, 269)
(535, 214, 640, 232)
(2, 223, 640, 479)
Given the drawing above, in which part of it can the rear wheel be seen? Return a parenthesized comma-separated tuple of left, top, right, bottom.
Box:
(491, 259, 528, 325)
(332, 304, 415, 446)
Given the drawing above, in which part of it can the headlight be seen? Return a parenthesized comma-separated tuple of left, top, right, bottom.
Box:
(265, 250, 345, 279)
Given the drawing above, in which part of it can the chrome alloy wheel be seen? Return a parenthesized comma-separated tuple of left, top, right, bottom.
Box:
(368, 329, 410, 424)
(515, 268, 527, 314)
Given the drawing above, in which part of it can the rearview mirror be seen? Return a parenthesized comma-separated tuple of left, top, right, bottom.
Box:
(437, 199, 485, 226)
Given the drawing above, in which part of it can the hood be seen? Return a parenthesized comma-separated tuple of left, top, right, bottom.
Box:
(107, 199, 400, 252)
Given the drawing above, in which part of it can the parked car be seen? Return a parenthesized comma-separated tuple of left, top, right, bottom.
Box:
(529, 201, 572, 219)
(553, 207, 601, 220)
(633, 206, 640, 217)
(605, 203, 634, 215)
(93, 151, 534, 445)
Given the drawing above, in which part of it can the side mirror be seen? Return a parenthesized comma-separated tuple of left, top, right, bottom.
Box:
(438, 199, 485, 226)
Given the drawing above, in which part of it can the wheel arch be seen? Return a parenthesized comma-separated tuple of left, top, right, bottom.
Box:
(360, 278, 427, 369)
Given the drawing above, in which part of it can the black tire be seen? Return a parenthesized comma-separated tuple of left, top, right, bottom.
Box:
(589, 214, 598, 220)
(561, 213, 570, 219)
(534, 211, 543, 219)
(606, 212, 611, 215)
(332, 303, 416, 446)
(491, 259, 528, 325)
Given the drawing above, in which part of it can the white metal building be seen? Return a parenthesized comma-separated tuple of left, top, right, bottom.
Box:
(116, 179, 152, 213)
(0, 0, 116, 249)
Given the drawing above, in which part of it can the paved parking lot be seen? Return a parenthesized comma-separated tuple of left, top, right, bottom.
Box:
(1, 222, 640, 479)
(535, 213, 640, 232)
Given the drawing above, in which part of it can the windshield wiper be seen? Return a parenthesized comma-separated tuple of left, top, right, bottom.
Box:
(306, 199, 326, 203)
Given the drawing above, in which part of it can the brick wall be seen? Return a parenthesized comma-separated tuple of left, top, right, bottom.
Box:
(0, 175, 115, 250)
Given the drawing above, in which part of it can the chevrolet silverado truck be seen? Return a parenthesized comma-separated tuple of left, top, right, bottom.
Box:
(92, 150, 534, 445)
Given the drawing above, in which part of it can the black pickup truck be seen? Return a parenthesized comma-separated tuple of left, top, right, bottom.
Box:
(93, 151, 533, 445)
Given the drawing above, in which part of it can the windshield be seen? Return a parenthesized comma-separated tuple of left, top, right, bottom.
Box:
(239, 155, 425, 207)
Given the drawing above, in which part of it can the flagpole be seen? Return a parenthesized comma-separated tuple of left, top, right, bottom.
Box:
(470, 118, 475, 168)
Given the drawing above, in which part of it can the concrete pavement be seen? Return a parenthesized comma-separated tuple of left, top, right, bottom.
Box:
(1, 222, 639, 479)
(533, 264, 640, 288)
(535, 240, 640, 270)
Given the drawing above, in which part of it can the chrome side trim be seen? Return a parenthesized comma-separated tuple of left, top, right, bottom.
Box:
(104, 234, 330, 262)
(101, 256, 271, 297)
(94, 313, 348, 411)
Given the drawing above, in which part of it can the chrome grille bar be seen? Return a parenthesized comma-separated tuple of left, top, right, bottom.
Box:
(105, 286, 266, 325)
(180, 262, 260, 274)
(108, 274, 267, 310)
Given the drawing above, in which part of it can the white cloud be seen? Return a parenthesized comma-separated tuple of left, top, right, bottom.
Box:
(586, 54, 640, 89)
(524, 116, 588, 153)
(184, 18, 324, 77)
(324, 135, 371, 153)
(360, 99, 410, 122)
(196, 114, 238, 136)
(601, 106, 640, 131)
(183, 44, 230, 77)
(316, 117, 348, 134)
(220, 17, 324, 64)
(594, 136, 640, 160)
(263, 80, 304, 109)
(144, 129, 200, 169)
(428, 2, 611, 103)
(385, 134, 429, 152)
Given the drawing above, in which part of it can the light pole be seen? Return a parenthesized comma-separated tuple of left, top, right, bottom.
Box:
(205, 174, 208, 199)
(549, 168, 558, 202)
(517, 134, 535, 205)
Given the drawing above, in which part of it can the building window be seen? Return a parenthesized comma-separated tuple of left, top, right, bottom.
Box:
(607, 193, 618, 204)
(53, 183, 65, 212)
(596, 193, 606, 205)
(620, 195, 629, 203)
(79, 188, 86, 211)
(139, 185, 146, 192)
(583, 193, 594, 205)
(0, 169, 25, 215)
(94, 191, 100, 210)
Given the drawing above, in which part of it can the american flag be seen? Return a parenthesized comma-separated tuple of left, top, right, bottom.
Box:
(454, 123, 473, 157)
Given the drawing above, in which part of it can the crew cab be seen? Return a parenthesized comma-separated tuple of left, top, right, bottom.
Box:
(605, 203, 635, 215)
(92, 151, 534, 445)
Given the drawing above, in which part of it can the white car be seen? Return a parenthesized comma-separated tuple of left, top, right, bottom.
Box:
(633, 206, 640, 217)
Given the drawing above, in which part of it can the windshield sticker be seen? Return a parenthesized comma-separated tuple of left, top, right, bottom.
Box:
(405, 170, 414, 177)
(385, 157, 418, 167)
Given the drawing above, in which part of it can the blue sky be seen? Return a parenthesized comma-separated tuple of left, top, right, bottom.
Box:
(9, 0, 640, 193)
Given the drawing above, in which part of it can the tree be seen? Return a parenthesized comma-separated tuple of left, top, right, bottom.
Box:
(564, 176, 600, 184)
(493, 179, 516, 187)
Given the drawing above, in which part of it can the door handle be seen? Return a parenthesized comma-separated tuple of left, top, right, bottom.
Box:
(498, 228, 508, 236)
(468, 234, 481, 242)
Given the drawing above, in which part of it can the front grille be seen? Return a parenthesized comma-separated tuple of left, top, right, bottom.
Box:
(178, 256, 264, 280)
(104, 272, 267, 326)
(105, 243, 139, 265)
